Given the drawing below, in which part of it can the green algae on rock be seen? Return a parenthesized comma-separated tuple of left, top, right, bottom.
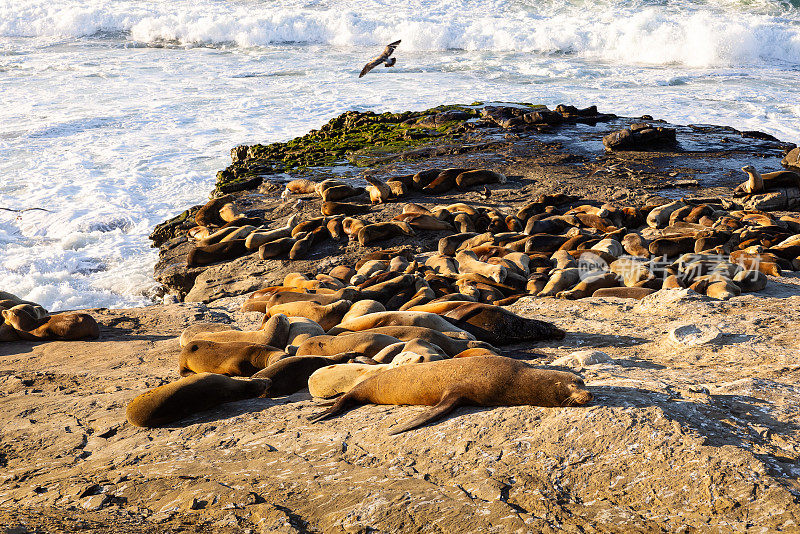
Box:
(214, 106, 482, 195)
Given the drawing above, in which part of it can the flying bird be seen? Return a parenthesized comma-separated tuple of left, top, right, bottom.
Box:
(359, 40, 401, 78)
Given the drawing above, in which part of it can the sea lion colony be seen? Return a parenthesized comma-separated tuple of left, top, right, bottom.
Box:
(6, 111, 800, 434)
(122, 157, 800, 431)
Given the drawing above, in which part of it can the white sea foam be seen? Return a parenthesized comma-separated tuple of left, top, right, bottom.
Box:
(1, 0, 799, 310)
(2, 0, 799, 67)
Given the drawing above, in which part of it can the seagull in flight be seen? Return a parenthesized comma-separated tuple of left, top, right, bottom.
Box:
(359, 40, 401, 78)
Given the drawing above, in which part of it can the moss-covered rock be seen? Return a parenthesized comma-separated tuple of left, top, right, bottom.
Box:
(213, 105, 480, 193)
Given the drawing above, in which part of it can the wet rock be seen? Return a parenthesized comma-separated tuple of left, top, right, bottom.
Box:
(603, 124, 677, 151)
(783, 147, 800, 170)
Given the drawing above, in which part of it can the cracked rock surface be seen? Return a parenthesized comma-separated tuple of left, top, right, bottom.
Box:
(2, 282, 800, 532)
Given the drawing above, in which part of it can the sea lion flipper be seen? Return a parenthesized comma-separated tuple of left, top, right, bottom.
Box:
(388, 392, 463, 435)
(308, 393, 357, 422)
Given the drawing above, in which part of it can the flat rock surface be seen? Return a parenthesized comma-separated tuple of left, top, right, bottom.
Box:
(2, 283, 800, 532)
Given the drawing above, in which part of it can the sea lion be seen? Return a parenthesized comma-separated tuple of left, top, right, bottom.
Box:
(372, 339, 446, 363)
(296, 332, 402, 358)
(2, 308, 100, 341)
(308, 350, 433, 399)
(455, 250, 507, 283)
(258, 237, 296, 259)
(187, 240, 248, 266)
(410, 302, 565, 345)
(455, 169, 506, 189)
(649, 236, 698, 257)
(357, 221, 414, 245)
(179, 340, 288, 376)
(195, 195, 234, 227)
(308, 362, 387, 398)
(365, 176, 392, 203)
(558, 272, 620, 300)
(266, 300, 351, 331)
(646, 200, 687, 228)
(539, 268, 581, 297)
(329, 265, 356, 282)
(733, 270, 768, 292)
(592, 287, 656, 299)
(321, 201, 371, 216)
(341, 300, 386, 322)
(424, 168, 470, 194)
(735, 165, 800, 195)
(328, 311, 475, 339)
(245, 219, 296, 250)
(310, 356, 592, 434)
(126, 373, 269, 428)
(394, 213, 454, 232)
(360, 326, 494, 357)
(287, 179, 317, 194)
(251, 354, 351, 396)
(284, 316, 326, 348)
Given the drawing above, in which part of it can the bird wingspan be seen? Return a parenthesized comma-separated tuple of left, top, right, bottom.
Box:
(382, 40, 401, 57)
(359, 56, 384, 77)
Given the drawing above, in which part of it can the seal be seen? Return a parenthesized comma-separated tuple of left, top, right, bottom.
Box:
(126, 372, 269, 428)
(321, 201, 371, 216)
(539, 268, 580, 297)
(179, 340, 288, 376)
(251, 354, 352, 396)
(2, 308, 100, 341)
(310, 356, 592, 434)
(308, 351, 429, 398)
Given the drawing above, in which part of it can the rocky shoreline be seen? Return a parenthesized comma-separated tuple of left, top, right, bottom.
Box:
(2, 103, 800, 532)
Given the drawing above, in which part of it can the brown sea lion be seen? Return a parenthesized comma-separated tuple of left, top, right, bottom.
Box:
(558, 272, 620, 299)
(2, 308, 99, 341)
(251, 354, 351, 396)
(455, 169, 506, 189)
(310, 356, 592, 434)
(735, 165, 800, 195)
(258, 237, 296, 259)
(126, 373, 269, 428)
(296, 332, 402, 358)
(286, 179, 316, 194)
(267, 300, 351, 331)
(187, 239, 248, 266)
(329, 311, 475, 339)
(357, 221, 414, 245)
(195, 194, 234, 227)
(362, 326, 495, 357)
(321, 201, 371, 216)
(592, 287, 656, 299)
(179, 340, 288, 376)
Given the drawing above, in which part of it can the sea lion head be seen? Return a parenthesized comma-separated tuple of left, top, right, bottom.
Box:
(561, 374, 593, 406)
(741, 165, 756, 174)
(535, 371, 593, 407)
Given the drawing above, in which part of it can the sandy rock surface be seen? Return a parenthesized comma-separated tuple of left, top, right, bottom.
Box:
(2, 280, 800, 532)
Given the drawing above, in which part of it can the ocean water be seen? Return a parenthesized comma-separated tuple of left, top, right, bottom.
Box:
(1, 0, 799, 311)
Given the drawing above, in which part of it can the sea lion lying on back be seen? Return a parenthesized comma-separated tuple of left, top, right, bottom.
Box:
(310, 356, 592, 434)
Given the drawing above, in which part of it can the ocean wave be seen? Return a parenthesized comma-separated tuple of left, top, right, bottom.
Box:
(2, 0, 799, 67)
